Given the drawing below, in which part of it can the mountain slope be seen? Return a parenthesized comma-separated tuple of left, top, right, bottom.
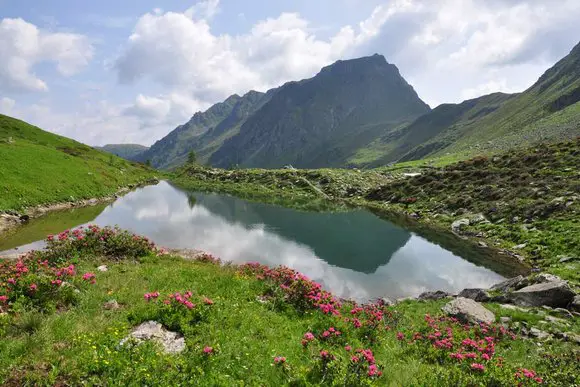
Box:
(355, 92, 517, 166)
(0, 114, 154, 212)
(95, 144, 149, 161)
(210, 54, 430, 169)
(396, 41, 580, 162)
(138, 91, 273, 169)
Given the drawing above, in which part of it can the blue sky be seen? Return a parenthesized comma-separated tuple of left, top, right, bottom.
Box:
(1, 0, 579, 146)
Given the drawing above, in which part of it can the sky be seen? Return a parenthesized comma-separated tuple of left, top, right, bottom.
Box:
(1, 0, 579, 146)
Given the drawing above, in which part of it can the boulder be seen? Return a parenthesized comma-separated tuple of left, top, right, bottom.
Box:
(458, 288, 491, 302)
(489, 276, 525, 293)
(120, 321, 185, 354)
(442, 298, 495, 325)
(451, 218, 470, 234)
(528, 327, 552, 340)
(469, 214, 488, 224)
(97, 265, 108, 272)
(510, 281, 575, 308)
(417, 290, 451, 301)
(533, 273, 562, 284)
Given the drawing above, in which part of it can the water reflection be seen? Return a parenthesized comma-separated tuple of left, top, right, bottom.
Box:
(0, 181, 504, 301)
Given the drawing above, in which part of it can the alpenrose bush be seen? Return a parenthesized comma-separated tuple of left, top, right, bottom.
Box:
(42, 225, 157, 264)
(0, 257, 96, 313)
(128, 291, 214, 336)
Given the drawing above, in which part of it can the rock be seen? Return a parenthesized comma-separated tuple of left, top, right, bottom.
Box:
(19, 214, 30, 222)
(528, 327, 552, 340)
(451, 218, 470, 234)
(442, 298, 495, 325)
(478, 241, 488, 248)
(120, 321, 185, 354)
(534, 273, 562, 284)
(513, 243, 527, 250)
(417, 290, 451, 301)
(569, 295, 580, 313)
(409, 212, 420, 219)
(553, 308, 573, 318)
(378, 297, 394, 306)
(103, 300, 120, 310)
(469, 214, 488, 224)
(458, 288, 491, 302)
(544, 315, 568, 325)
(510, 281, 575, 308)
(558, 256, 576, 263)
(489, 275, 525, 292)
(97, 265, 108, 272)
(500, 316, 511, 324)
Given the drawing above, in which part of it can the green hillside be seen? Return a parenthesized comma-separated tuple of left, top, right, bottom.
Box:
(392, 41, 580, 163)
(0, 114, 155, 212)
(95, 144, 149, 161)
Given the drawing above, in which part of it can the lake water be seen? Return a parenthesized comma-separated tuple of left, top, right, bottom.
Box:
(0, 181, 509, 301)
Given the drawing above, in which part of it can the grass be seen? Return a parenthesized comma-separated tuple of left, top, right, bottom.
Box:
(1, 228, 578, 385)
(0, 114, 156, 212)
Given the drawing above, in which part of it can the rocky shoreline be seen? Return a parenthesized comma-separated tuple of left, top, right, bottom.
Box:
(0, 178, 159, 238)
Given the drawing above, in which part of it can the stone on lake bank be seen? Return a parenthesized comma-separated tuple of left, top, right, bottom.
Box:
(442, 297, 495, 325)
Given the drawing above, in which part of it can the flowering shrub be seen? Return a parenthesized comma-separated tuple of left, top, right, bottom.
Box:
(130, 290, 214, 336)
(43, 225, 157, 264)
(238, 263, 341, 315)
(0, 258, 90, 313)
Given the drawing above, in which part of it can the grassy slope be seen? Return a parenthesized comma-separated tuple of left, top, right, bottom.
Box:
(1, 240, 577, 385)
(415, 42, 580, 162)
(0, 114, 155, 212)
(172, 139, 580, 284)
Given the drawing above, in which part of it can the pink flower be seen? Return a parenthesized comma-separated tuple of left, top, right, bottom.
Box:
(345, 345, 352, 351)
(184, 301, 195, 309)
(481, 353, 491, 361)
(303, 332, 315, 341)
(0, 295, 8, 303)
(396, 332, 405, 341)
(471, 363, 485, 372)
(351, 356, 360, 363)
(368, 364, 381, 377)
(322, 331, 330, 338)
(51, 279, 63, 286)
(203, 297, 214, 305)
(203, 346, 213, 354)
(273, 356, 286, 365)
(29, 283, 38, 292)
(82, 272, 96, 281)
(7, 278, 16, 285)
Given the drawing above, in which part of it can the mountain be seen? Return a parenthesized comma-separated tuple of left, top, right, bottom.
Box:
(356, 92, 517, 166)
(210, 54, 430, 169)
(382, 41, 580, 163)
(95, 144, 149, 161)
(137, 90, 273, 169)
(0, 114, 154, 212)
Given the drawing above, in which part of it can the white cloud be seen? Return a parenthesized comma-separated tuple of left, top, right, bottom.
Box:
(0, 18, 94, 93)
(0, 97, 16, 115)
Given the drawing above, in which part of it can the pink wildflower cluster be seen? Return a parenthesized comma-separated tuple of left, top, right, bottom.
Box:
(82, 272, 96, 284)
(319, 350, 335, 362)
(169, 291, 196, 309)
(238, 263, 341, 315)
(144, 291, 160, 301)
(301, 332, 316, 347)
(203, 346, 214, 355)
(515, 368, 543, 384)
(351, 348, 382, 377)
(344, 303, 394, 331)
(321, 326, 341, 340)
(273, 356, 286, 365)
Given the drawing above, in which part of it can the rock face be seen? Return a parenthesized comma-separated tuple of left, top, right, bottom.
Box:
(458, 288, 491, 302)
(442, 297, 496, 325)
(120, 321, 185, 354)
(417, 290, 451, 301)
(510, 281, 575, 308)
(489, 275, 525, 293)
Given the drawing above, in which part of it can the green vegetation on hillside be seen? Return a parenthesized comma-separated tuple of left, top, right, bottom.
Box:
(389, 41, 580, 164)
(1, 227, 577, 385)
(0, 114, 156, 212)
